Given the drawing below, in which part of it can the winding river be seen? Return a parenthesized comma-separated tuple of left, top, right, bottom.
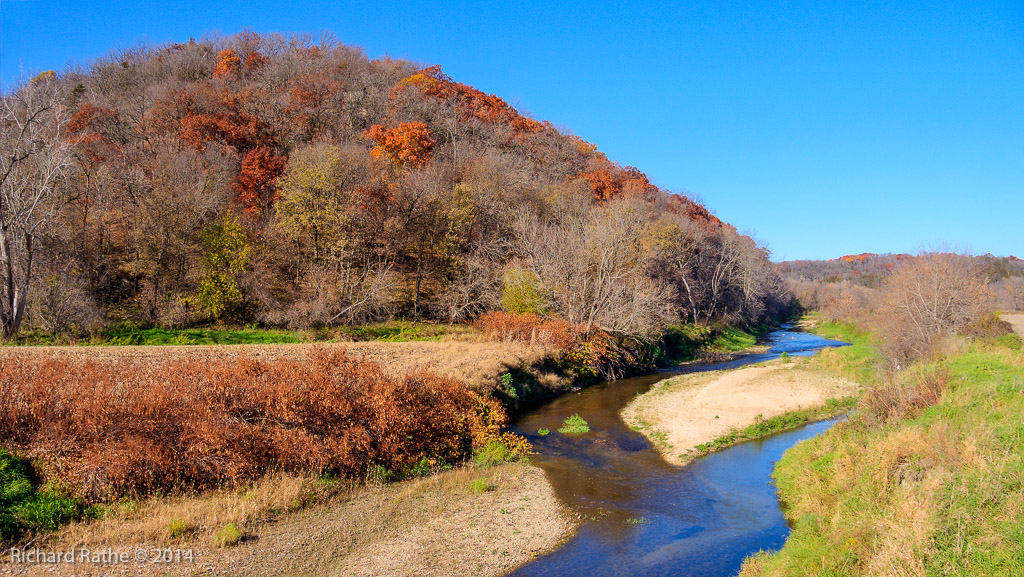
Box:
(507, 326, 848, 577)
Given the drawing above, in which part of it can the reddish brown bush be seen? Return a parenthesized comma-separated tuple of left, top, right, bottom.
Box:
(0, 349, 508, 500)
(473, 311, 628, 378)
(473, 311, 577, 349)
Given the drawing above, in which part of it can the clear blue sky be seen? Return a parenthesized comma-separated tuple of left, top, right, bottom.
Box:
(3, 0, 1022, 260)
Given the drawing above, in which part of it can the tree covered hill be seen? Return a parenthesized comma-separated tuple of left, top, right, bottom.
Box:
(1, 32, 791, 339)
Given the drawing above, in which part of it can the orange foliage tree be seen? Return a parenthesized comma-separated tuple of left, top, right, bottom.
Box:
(362, 121, 435, 169)
(213, 49, 242, 78)
(394, 65, 547, 134)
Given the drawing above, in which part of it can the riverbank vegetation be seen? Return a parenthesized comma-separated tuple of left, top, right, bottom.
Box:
(0, 349, 525, 501)
(742, 251, 1024, 576)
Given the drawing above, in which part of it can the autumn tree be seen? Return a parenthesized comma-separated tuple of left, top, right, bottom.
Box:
(276, 143, 369, 263)
(362, 122, 435, 169)
(212, 49, 242, 79)
(0, 75, 73, 339)
(0, 32, 791, 338)
(514, 198, 675, 339)
(195, 214, 251, 319)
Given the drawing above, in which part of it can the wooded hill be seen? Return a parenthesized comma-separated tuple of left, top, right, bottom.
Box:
(1, 31, 792, 340)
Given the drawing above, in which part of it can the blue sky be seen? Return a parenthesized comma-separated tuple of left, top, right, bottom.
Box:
(3, 0, 1022, 260)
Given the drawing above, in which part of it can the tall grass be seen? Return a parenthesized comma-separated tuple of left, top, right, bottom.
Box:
(742, 337, 1024, 576)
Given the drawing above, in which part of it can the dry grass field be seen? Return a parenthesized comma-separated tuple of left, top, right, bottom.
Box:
(0, 338, 554, 390)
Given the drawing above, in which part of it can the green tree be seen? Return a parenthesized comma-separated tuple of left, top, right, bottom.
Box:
(276, 143, 364, 263)
(501, 266, 550, 315)
(195, 215, 251, 319)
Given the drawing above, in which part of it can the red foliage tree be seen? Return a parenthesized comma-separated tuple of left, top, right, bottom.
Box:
(66, 103, 121, 164)
(150, 84, 285, 214)
(234, 146, 287, 214)
(286, 74, 344, 140)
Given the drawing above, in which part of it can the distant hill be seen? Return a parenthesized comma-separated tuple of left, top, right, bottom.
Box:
(778, 253, 1023, 286)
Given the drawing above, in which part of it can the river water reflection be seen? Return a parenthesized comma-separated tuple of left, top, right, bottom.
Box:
(507, 327, 848, 577)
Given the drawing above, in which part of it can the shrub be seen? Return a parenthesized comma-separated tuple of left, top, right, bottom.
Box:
(861, 368, 949, 426)
(474, 434, 531, 467)
(474, 311, 576, 349)
(962, 312, 1013, 339)
(0, 349, 520, 500)
(467, 478, 492, 493)
(167, 518, 191, 539)
(474, 311, 623, 378)
(501, 267, 551, 315)
(213, 523, 243, 547)
(558, 414, 590, 435)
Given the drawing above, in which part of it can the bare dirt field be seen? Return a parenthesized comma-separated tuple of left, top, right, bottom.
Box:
(622, 359, 860, 464)
(5, 463, 574, 577)
(0, 339, 553, 389)
(1003, 313, 1024, 339)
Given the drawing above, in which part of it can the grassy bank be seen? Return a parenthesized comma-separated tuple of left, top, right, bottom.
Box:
(2, 320, 473, 346)
(742, 330, 1024, 576)
(690, 395, 857, 458)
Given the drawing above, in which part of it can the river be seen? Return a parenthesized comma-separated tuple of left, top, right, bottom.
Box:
(506, 326, 848, 577)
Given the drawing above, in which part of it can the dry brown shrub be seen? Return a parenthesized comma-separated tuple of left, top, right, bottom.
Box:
(861, 368, 949, 427)
(0, 349, 510, 500)
(473, 311, 630, 378)
(473, 311, 576, 349)
(961, 311, 1013, 339)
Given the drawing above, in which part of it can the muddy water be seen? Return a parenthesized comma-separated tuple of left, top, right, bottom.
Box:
(507, 327, 847, 577)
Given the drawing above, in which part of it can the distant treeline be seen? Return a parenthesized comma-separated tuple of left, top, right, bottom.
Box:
(0, 31, 792, 340)
(781, 253, 1024, 314)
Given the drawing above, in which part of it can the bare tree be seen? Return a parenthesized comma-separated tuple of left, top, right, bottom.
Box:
(514, 198, 676, 339)
(993, 276, 1024, 312)
(881, 252, 994, 362)
(0, 75, 74, 338)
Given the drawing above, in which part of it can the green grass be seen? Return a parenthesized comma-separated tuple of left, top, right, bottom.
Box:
(741, 337, 1024, 577)
(101, 326, 304, 345)
(709, 324, 758, 352)
(686, 397, 857, 461)
(332, 320, 473, 342)
(0, 448, 92, 544)
(806, 317, 881, 385)
(3, 320, 475, 346)
(467, 478, 493, 493)
(557, 414, 591, 435)
(473, 438, 527, 468)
